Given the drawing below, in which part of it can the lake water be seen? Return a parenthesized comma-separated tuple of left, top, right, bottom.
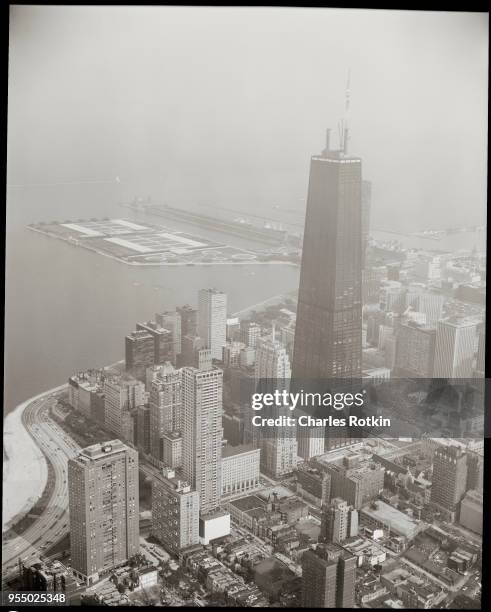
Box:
(4, 185, 299, 415)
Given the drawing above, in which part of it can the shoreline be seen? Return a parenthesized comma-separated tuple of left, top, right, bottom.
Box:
(2, 361, 125, 534)
(2, 383, 67, 533)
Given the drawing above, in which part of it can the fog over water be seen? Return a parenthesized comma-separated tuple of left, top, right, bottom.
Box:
(5, 7, 488, 412)
(8, 7, 488, 228)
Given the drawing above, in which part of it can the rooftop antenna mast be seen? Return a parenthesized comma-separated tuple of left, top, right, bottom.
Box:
(338, 69, 351, 154)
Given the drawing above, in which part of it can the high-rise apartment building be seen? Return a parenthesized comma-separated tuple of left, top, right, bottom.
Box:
(431, 445, 468, 522)
(136, 320, 174, 366)
(151, 468, 200, 555)
(103, 376, 145, 442)
(135, 404, 151, 455)
(255, 334, 297, 478)
(182, 366, 223, 514)
(198, 288, 227, 360)
(156, 310, 182, 362)
(434, 318, 477, 378)
(125, 330, 155, 381)
(177, 304, 198, 338)
(302, 543, 356, 608)
(149, 363, 182, 465)
(68, 440, 139, 585)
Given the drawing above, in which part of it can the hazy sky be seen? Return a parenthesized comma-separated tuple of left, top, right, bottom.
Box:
(7, 6, 488, 230)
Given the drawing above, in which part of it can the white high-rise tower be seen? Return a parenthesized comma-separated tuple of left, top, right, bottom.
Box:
(198, 288, 227, 361)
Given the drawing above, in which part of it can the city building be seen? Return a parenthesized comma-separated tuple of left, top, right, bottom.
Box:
(360, 500, 422, 540)
(68, 370, 105, 423)
(363, 266, 388, 304)
(68, 440, 139, 585)
(280, 321, 295, 362)
(301, 543, 356, 608)
(459, 490, 483, 535)
(255, 333, 297, 477)
(103, 376, 145, 442)
(292, 125, 363, 455)
(198, 288, 227, 360)
(297, 409, 325, 460)
(321, 497, 358, 544)
(361, 179, 371, 269)
(239, 346, 256, 368)
(226, 316, 240, 341)
(135, 404, 151, 455)
(296, 464, 331, 507)
(239, 319, 261, 348)
(161, 430, 183, 469)
(466, 451, 484, 492)
(182, 365, 223, 514)
(475, 321, 485, 376)
(151, 467, 200, 555)
(155, 310, 182, 361)
(430, 445, 468, 522)
(177, 304, 198, 338)
(292, 128, 363, 381)
(394, 322, 436, 378)
(366, 309, 387, 347)
(199, 509, 231, 546)
(221, 444, 260, 497)
(125, 329, 156, 381)
(380, 281, 407, 315)
(180, 334, 204, 368)
(222, 341, 246, 368)
(136, 320, 174, 366)
(406, 290, 445, 326)
(149, 362, 182, 465)
(328, 460, 385, 510)
(414, 255, 442, 281)
(434, 318, 477, 378)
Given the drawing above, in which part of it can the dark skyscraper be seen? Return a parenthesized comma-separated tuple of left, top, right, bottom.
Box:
(292, 129, 363, 381)
(361, 179, 371, 269)
(125, 329, 155, 381)
(292, 113, 363, 454)
(302, 543, 356, 608)
(430, 445, 468, 522)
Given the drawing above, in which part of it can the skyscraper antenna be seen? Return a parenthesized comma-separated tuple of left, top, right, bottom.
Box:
(343, 68, 351, 154)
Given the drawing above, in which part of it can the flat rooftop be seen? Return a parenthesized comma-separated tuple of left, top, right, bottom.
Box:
(222, 444, 257, 458)
(230, 495, 265, 513)
(361, 501, 420, 538)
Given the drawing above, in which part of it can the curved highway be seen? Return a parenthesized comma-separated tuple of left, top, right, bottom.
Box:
(2, 393, 80, 581)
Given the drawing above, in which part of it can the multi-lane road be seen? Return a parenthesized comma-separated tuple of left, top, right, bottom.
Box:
(2, 392, 80, 581)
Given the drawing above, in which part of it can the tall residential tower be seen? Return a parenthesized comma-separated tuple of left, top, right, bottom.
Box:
(68, 440, 139, 585)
